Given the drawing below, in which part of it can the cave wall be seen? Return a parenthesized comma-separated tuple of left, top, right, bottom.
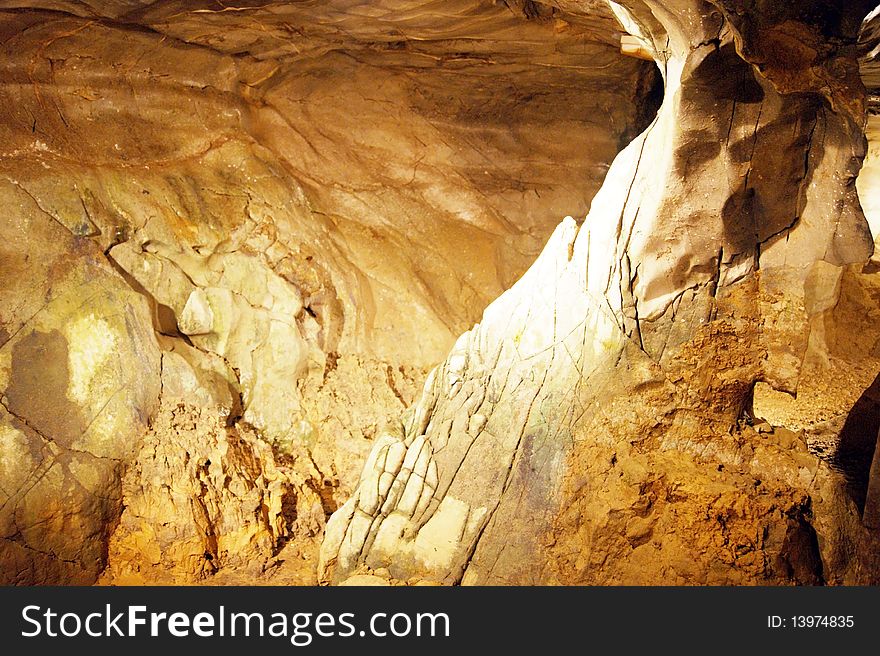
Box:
(858, 1, 880, 256)
(0, 0, 655, 583)
(3, 0, 879, 587)
(320, 0, 880, 585)
(859, 115, 880, 251)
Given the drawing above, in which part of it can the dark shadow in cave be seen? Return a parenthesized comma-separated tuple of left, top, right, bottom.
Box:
(832, 370, 880, 519)
(617, 61, 664, 151)
(719, 94, 826, 257)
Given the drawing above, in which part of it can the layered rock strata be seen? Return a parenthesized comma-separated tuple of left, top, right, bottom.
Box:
(0, 0, 653, 583)
(321, 0, 880, 585)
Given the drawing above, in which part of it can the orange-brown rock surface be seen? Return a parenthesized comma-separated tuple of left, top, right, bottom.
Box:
(2, 0, 880, 587)
(321, 0, 880, 585)
(0, 0, 655, 583)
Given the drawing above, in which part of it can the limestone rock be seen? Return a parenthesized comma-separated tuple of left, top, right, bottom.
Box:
(0, 0, 655, 584)
(0, 0, 653, 370)
(179, 289, 215, 336)
(320, 0, 880, 585)
(0, 180, 161, 584)
(4, 0, 880, 587)
(101, 350, 326, 585)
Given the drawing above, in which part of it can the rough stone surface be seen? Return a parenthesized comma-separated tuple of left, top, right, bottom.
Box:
(0, 180, 161, 584)
(4, 0, 880, 587)
(99, 349, 326, 585)
(320, 0, 880, 585)
(0, 0, 654, 583)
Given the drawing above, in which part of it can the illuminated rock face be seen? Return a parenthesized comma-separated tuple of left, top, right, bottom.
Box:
(3, 0, 880, 586)
(320, 0, 880, 585)
(0, 1, 654, 583)
(858, 1, 880, 256)
(0, 212, 161, 584)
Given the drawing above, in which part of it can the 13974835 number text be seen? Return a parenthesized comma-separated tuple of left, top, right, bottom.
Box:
(768, 615, 855, 629)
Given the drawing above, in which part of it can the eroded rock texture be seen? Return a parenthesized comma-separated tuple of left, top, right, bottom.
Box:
(4, 0, 880, 587)
(0, 0, 656, 583)
(321, 0, 880, 585)
(0, 212, 160, 583)
(859, 8, 880, 251)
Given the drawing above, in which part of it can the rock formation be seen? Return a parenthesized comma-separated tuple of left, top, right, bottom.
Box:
(2, 0, 880, 586)
(320, 0, 880, 585)
(0, 0, 654, 583)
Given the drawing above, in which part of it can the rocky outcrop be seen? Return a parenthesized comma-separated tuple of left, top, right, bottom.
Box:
(320, 0, 880, 585)
(4, 0, 880, 587)
(0, 1, 654, 583)
(859, 8, 880, 256)
(0, 182, 160, 583)
(100, 348, 327, 584)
